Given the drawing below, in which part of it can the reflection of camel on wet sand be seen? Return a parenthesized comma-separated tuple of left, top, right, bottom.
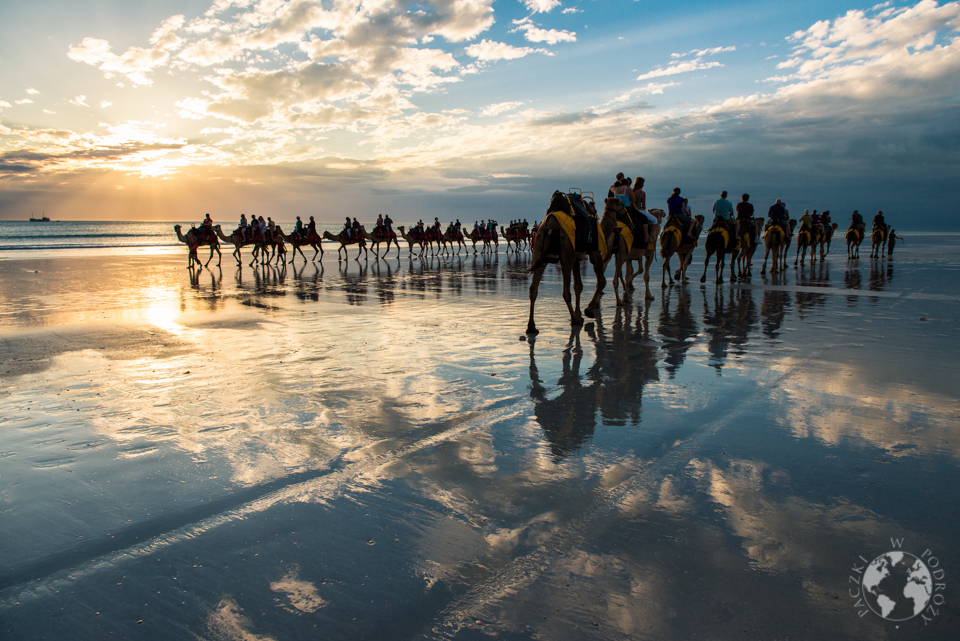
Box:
(525, 201, 608, 334)
(660, 215, 704, 286)
(528, 314, 659, 457)
(175, 225, 222, 267)
(323, 229, 368, 261)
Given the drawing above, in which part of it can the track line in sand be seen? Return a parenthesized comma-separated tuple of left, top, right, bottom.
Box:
(0, 401, 525, 608)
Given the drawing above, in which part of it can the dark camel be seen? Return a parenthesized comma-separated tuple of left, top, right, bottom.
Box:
(277, 228, 323, 264)
(760, 222, 786, 275)
(323, 229, 368, 261)
(601, 201, 663, 305)
(174, 224, 221, 267)
(846, 226, 864, 259)
(396, 226, 427, 258)
(699, 222, 741, 284)
(660, 215, 705, 286)
(361, 226, 399, 259)
(526, 204, 609, 334)
(213, 224, 262, 266)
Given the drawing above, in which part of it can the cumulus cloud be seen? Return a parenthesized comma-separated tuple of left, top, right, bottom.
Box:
(511, 17, 576, 44)
(465, 39, 546, 61)
(522, 0, 561, 13)
(15, 99, 34, 105)
(70, 95, 89, 107)
(26, 88, 40, 95)
(68, 37, 173, 86)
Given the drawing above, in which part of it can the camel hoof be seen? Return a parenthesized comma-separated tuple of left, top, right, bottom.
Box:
(584, 308, 596, 319)
(645, 293, 655, 301)
(700, 276, 706, 283)
(526, 326, 539, 335)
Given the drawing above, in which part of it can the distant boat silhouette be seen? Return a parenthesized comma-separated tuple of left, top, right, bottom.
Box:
(29, 213, 51, 222)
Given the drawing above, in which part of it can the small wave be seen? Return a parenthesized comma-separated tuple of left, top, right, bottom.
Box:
(0, 243, 181, 251)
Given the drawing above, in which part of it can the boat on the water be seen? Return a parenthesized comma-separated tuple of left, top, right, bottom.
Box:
(29, 214, 51, 222)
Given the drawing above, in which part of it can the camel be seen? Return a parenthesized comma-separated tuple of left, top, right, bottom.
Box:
(361, 226, 399, 259)
(601, 201, 663, 304)
(174, 224, 221, 267)
(734, 217, 764, 277)
(660, 215, 705, 286)
(213, 224, 262, 266)
(323, 229, 368, 261)
(846, 226, 864, 259)
(258, 226, 287, 265)
(794, 224, 820, 267)
(760, 222, 786, 275)
(699, 221, 741, 284)
(397, 225, 428, 258)
(526, 199, 608, 334)
(819, 223, 838, 257)
(779, 219, 797, 272)
(500, 226, 529, 253)
(464, 228, 498, 254)
(277, 228, 323, 264)
(870, 226, 887, 258)
(441, 228, 467, 256)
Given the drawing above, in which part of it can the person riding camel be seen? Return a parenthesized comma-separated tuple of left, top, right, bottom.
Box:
(821, 211, 831, 228)
(736, 193, 756, 240)
(239, 214, 249, 243)
(712, 191, 738, 240)
(344, 216, 353, 239)
(384, 214, 393, 236)
(352, 217, 361, 239)
(294, 216, 303, 235)
(201, 213, 214, 242)
(307, 215, 317, 240)
(798, 210, 815, 240)
(667, 187, 696, 239)
(767, 199, 788, 232)
(376, 214, 384, 234)
(873, 211, 888, 237)
(851, 210, 865, 233)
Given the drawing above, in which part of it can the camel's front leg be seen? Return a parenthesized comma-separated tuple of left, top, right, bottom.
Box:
(560, 264, 583, 326)
(526, 264, 546, 334)
(644, 254, 654, 300)
(584, 253, 606, 318)
(700, 251, 712, 283)
(613, 255, 625, 306)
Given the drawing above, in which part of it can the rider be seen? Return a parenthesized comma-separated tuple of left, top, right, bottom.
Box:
(632, 177, 647, 211)
(384, 214, 393, 235)
(307, 215, 317, 239)
(667, 187, 696, 239)
(608, 172, 626, 198)
(736, 193, 756, 240)
(294, 216, 303, 234)
(821, 210, 832, 228)
(201, 213, 214, 241)
(376, 214, 384, 234)
(851, 210, 865, 233)
(711, 191, 738, 239)
(767, 199, 788, 233)
(798, 209, 814, 235)
(239, 214, 249, 242)
(352, 217, 361, 239)
(344, 216, 353, 239)
(873, 210, 888, 237)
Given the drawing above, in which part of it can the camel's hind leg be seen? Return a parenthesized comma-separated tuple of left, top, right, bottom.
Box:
(613, 254, 626, 306)
(584, 252, 607, 318)
(662, 254, 672, 287)
(643, 254, 654, 300)
(560, 263, 584, 326)
(700, 251, 713, 283)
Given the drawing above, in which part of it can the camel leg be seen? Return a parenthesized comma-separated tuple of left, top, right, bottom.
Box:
(662, 255, 672, 287)
(584, 252, 606, 318)
(559, 264, 582, 326)
(729, 252, 737, 282)
(644, 254, 654, 301)
(716, 254, 724, 284)
(526, 265, 546, 334)
(613, 255, 625, 306)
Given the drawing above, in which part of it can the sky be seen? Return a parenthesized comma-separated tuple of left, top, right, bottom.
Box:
(1, 0, 959, 228)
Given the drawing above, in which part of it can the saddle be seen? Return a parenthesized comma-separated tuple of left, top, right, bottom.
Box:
(543, 190, 606, 256)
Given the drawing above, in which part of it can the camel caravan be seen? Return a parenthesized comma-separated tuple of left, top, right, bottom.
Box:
(174, 180, 899, 330)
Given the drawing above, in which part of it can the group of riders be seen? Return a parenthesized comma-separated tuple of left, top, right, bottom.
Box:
(188, 173, 903, 258)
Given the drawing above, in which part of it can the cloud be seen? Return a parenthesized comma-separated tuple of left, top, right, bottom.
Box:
(636, 60, 721, 81)
(14, 99, 34, 105)
(100, 101, 113, 108)
(522, 0, 561, 13)
(511, 18, 577, 44)
(481, 101, 526, 116)
(26, 88, 40, 95)
(70, 95, 89, 107)
(68, 36, 173, 86)
(671, 45, 736, 59)
(465, 39, 546, 61)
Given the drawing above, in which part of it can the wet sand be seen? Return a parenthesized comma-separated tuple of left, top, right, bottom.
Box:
(1, 240, 959, 640)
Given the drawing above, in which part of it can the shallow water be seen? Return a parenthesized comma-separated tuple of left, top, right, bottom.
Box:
(1, 239, 958, 639)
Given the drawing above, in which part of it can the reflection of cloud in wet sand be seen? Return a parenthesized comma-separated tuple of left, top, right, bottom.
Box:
(270, 566, 327, 613)
(770, 359, 960, 458)
(207, 596, 276, 641)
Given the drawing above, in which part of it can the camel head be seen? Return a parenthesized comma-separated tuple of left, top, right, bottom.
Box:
(602, 197, 625, 217)
(322, 231, 336, 240)
(648, 208, 665, 223)
(695, 214, 705, 227)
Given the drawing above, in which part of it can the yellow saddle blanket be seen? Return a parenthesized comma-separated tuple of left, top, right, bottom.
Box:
(543, 209, 607, 256)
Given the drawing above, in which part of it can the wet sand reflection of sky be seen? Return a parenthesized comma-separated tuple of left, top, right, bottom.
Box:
(0, 239, 958, 639)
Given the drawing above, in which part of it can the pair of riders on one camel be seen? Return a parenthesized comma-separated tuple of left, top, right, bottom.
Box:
(343, 217, 362, 240)
(236, 214, 277, 244)
(608, 173, 657, 245)
(374, 214, 395, 238)
(291, 215, 319, 242)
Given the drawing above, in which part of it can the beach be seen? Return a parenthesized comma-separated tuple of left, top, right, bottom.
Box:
(1, 237, 959, 640)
